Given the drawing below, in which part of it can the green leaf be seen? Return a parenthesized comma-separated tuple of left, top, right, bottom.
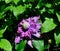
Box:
(48, 9, 54, 14)
(57, 2, 60, 5)
(23, 0, 26, 2)
(5, 5, 14, 12)
(0, 39, 12, 51)
(45, 3, 52, 8)
(13, 0, 19, 5)
(0, 26, 7, 37)
(54, 26, 60, 45)
(54, 34, 60, 45)
(33, 40, 44, 51)
(5, 0, 11, 4)
(56, 13, 60, 22)
(44, 44, 50, 49)
(13, 5, 26, 17)
(35, 0, 43, 9)
(41, 18, 57, 33)
(40, 8, 46, 14)
(16, 40, 27, 51)
(0, 12, 5, 19)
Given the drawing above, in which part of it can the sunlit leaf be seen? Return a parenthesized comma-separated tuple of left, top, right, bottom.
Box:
(45, 3, 52, 8)
(48, 9, 54, 14)
(41, 18, 57, 33)
(54, 34, 60, 45)
(54, 26, 60, 45)
(4, 5, 14, 12)
(0, 39, 12, 51)
(16, 40, 27, 51)
(23, 0, 26, 2)
(56, 12, 60, 22)
(13, 0, 19, 5)
(13, 5, 26, 17)
(40, 8, 46, 14)
(5, 0, 11, 4)
(0, 26, 7, 37)
(35, 0, 43, 9)
(33, 40, 44, 51)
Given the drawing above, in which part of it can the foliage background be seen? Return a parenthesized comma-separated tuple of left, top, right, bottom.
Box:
(0, 0, 60, 51)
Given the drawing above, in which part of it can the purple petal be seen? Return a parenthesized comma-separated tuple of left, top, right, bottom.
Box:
(36, 23, 41, 29)
(24, 31, 29, 37)
(29, 27, 37, 33)
(27, 40, 33, 48)
(20, 32, 25, 37)
(24, 31, 31, 39)
(32, 16, 40, 22)
(22, 19, 26, 23)
(27, 31, 32, 39)
(17, 27, 23, 33)
(15, 36, 20, 44)
(33, 32, 40, 38)
(19, 22, 23, 25)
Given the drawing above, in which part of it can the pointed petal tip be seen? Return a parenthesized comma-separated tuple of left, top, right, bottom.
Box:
(33, 32, 41, 38)
(27, 40, 33, 48)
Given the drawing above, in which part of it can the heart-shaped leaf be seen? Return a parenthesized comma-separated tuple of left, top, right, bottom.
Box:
(13, 5, 26, 17)
(16, 40, 27, 51)
(41, 18, 57, 33)
(0, 39, 12, 51)
(33, 40, 44, 51)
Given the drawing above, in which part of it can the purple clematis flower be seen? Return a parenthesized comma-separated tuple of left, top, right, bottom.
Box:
(15, 16, 41, 48)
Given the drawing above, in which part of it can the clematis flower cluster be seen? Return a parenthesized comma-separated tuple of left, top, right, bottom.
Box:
(15, 16, 41, 48)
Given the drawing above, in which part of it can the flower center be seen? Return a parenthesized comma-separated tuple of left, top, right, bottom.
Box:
(22, 21, 30, 29)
